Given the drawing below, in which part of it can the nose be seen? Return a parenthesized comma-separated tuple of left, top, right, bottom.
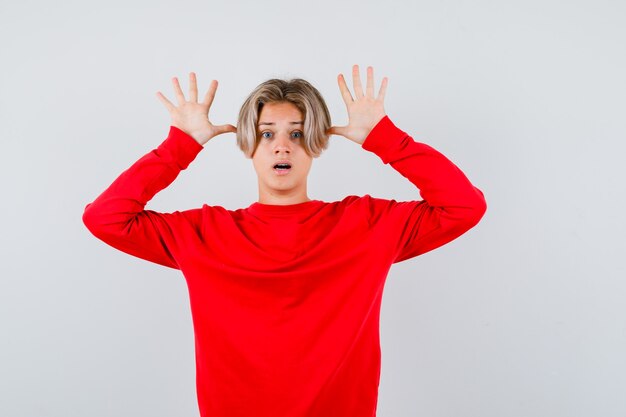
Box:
(273, 133, 292, 154)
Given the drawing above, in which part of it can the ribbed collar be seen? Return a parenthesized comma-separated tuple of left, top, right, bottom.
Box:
(246, 199, 325, 218)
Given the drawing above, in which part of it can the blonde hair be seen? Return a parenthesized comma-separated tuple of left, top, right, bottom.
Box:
(236, 78, 331, 158)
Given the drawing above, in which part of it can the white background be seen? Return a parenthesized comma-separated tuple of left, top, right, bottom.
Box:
(1, 0, 624, 416)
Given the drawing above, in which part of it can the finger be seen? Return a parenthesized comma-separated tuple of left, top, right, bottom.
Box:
(366, 66, 374, 98)
(352, 64, 364, 99)
(156, 91, 175, 112)
(203, 80, 218, 108)
(189, 72, 198, 103)
(172, 76, 186, 106)
(337, 74, 354, 106)
(377, 77, 388, 102)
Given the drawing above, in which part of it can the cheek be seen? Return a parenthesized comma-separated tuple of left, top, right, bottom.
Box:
(299, 160, 313, 173)
(251, 158, 263, 174)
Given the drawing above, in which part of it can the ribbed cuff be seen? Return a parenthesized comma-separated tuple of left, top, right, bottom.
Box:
(361, 116, 410, 164)
(159, 126, 204, 170)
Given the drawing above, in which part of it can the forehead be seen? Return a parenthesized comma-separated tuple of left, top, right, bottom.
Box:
(257, 102, 303, 125)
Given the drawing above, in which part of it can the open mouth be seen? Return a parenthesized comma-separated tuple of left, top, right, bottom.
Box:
(273, 163, 292, 174)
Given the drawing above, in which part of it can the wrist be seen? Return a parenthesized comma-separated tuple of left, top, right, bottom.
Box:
(172, 124, 209, 146)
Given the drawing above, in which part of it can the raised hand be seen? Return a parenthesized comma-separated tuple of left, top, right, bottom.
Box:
(156, 72, 237, 145)
(327, 65, 388, 145)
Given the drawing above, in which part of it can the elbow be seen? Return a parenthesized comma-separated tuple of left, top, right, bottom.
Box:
(467, 187, 487, 226)
(82, 202, 106, 237)
(437, 187, 487, 238)
(82, 202, 97, 233)
(82, 201, 136, 240)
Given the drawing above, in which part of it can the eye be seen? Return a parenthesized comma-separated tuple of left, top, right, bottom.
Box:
(260, 131, 303, 140)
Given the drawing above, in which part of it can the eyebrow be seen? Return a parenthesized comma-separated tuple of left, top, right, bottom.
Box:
(258, 121, 304, 126)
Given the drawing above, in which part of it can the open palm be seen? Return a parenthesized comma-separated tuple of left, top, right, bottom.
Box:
(156, 72, 236, 146)
(327, 65, 388, 145)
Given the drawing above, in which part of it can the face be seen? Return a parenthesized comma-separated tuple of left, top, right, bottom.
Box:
(251, 101, 313, 204)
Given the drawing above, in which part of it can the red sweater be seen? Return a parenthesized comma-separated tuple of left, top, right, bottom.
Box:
(82, 115, 486, 417)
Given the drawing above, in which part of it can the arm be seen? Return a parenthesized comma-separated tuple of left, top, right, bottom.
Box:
(361, 115, 486, 263)
(83, 72, 237, 269)
(82, 127, 204, 269)
(328, 65, 486, 263)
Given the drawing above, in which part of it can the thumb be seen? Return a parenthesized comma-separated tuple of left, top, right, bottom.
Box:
(327, 125, 347, 137)
(215, 124, 237, 135)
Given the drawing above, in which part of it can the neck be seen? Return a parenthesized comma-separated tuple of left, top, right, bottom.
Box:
(257, 192, 312, 206)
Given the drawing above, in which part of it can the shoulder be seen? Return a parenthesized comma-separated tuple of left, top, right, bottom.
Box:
(336, 194, 393, 218)
(337, 194, 393, 210)
(192, 203, 235, 220)
(338, 194, 428, 226)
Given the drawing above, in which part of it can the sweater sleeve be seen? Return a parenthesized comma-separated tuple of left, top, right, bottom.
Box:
(82, 126, 205, 269)
(360, 115, 487, 263)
